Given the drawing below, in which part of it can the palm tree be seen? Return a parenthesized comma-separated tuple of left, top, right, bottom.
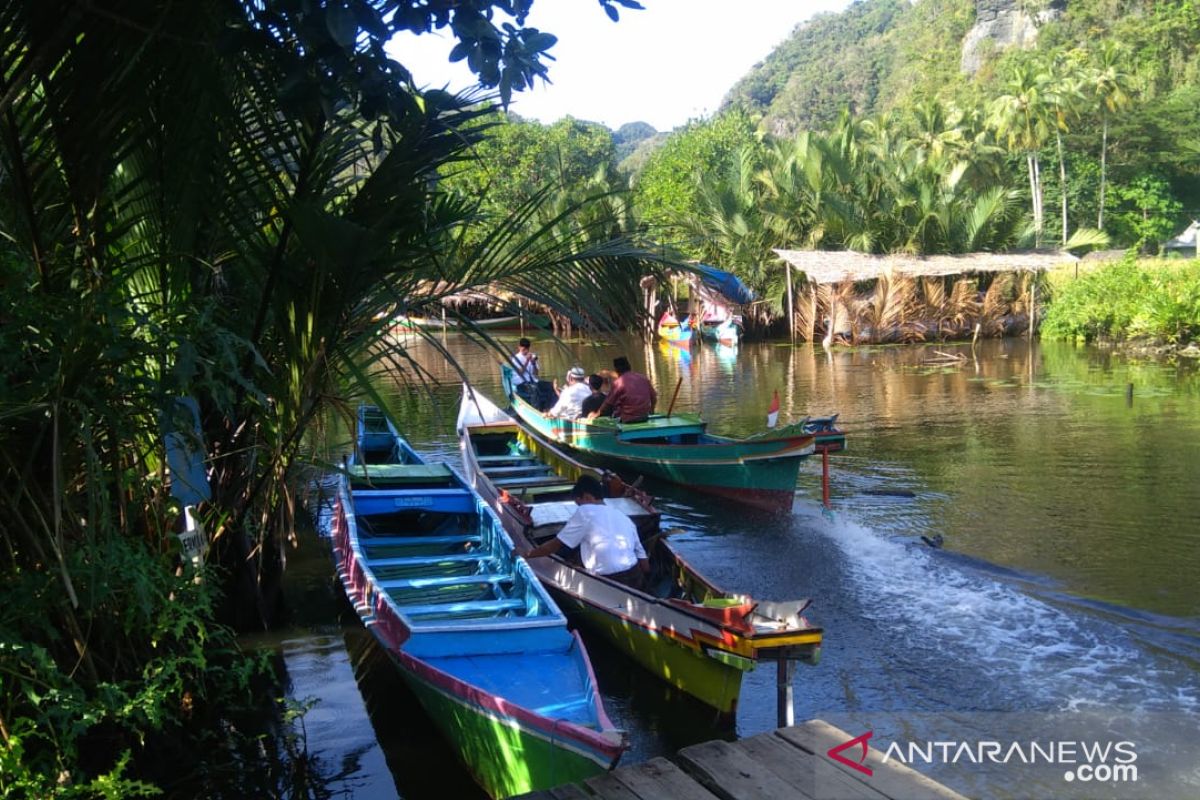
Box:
(1044, 53, 1086, 244)
(0, 2, 661, 789)
(988, 62, 1053, 246)
(1087, 42, 1134, 230)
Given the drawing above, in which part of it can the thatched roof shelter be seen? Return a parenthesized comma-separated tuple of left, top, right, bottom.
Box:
(773, 249, 1077, 285)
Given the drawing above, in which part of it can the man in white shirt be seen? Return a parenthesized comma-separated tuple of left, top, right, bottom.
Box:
(546, 366, 592, 418)
(520, 475, 650, 589)
(510, 337, 539, 387)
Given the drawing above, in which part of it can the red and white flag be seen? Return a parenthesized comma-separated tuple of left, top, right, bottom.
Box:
(767, 389, 780, 428)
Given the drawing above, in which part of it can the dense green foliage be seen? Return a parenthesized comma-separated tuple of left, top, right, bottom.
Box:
(0, 0, 658, 795)
(441, 114, 618, 226)
(723, 0, 909, 133)
(1042, 256, 1200, 342)
(631, 110, 760, 243)
(719, 0, 1199, 250)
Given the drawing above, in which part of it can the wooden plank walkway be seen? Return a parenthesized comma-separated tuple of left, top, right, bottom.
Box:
(518, 720, 966, 800)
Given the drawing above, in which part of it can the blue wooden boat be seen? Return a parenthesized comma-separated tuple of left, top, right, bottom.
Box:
(323, 405, 625, 798)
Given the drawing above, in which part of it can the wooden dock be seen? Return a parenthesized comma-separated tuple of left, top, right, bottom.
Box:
(519, 720, 967, 800)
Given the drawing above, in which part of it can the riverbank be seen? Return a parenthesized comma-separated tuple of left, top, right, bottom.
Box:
(1041, 255, 1200, 347)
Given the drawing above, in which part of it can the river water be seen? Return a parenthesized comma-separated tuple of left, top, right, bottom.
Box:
(262, 333, 1200, 799)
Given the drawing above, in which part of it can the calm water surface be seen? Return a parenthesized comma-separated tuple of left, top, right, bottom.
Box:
(262, 333, 1200, 798)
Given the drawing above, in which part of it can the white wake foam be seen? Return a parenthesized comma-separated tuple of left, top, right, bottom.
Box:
(810, 509, 1200, 714)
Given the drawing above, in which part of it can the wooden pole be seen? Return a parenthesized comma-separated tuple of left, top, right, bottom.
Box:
(821, 449, 831, 509)
(786, 262, 795, 343)
(776, 656, 795, 728)
(666, 376, 684, 417)
(1029, 275, 1038, 336)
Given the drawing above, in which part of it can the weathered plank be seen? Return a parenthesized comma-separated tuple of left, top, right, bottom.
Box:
(547, 783, 592, 800)
(737, 732, 888, 800)
(776, 721, 967, 800)
(583, 771, 644, 800)
(610, 757, 721, 800)
(676, 738, 812, 800)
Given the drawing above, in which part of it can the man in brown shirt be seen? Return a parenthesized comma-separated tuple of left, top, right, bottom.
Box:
(589, 356, 657, 423)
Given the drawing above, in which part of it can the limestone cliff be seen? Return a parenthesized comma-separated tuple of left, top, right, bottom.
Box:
(961, 0, 1065, 74)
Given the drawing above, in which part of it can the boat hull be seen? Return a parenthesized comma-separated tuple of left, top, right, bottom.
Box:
(457, 401, 821, 715)
(547, 589, 746, 715)
(503, 391, 812, 512)
(394, 652, 616, 797)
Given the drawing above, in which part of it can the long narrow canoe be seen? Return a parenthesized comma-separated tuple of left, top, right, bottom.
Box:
(322, 406, 624, 798)
(501, 366, 818, 512)
(456, 387, 823, 716)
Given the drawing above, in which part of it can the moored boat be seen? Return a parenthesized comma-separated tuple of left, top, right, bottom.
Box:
(322, 405, 624, 798)
(392, 313, 549, 332)
(699, 317, 740, 345)
(656, 311, 693, 345)
(501, 366, 818, 512)
(455, 387, 823, 716)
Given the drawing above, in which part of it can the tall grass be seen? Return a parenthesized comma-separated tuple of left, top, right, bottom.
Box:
(1041, 256, 1200, 343)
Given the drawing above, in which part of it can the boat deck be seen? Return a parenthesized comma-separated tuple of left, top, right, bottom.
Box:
(516, 720, 965, 800)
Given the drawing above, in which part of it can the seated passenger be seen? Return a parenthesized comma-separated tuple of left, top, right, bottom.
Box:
(580, 374, 607, 418)
(588, 356, 656, 424)
(519, 475, 650, 590)
(546, 366, 592, 418)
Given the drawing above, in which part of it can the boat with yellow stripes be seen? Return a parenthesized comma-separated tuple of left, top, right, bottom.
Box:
(456, 386, 823, 716)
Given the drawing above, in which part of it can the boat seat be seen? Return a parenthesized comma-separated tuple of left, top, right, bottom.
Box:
(492, 475, 574, 489)
(402, 598, 525, 617)
(360, 534, 482, 548)
(475, 455, 536, 465)
(529, 497, 651, 528)
(349, 463, 455, 486)
(370, 552, 496, 568)
(482, 465, 554, 476)
(510, 484, 576, 498)
(378, 573, 512, 590)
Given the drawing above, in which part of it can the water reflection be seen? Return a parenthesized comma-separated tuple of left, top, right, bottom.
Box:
(260, 332, 1200, 799)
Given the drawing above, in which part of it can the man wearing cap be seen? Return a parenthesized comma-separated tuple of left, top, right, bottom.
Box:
(546, 366, 592, 419)
(519, 476, 650, 589)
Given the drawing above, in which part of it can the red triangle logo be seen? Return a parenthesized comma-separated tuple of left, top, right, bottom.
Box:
(827, 730, 874, 776)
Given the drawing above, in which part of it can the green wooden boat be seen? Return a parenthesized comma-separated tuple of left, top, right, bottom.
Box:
(501, 366, 819, 512)
(457, 387, 823, 716)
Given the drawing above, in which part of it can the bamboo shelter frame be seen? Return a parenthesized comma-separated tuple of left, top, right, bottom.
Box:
(773, 249, 1078, 344)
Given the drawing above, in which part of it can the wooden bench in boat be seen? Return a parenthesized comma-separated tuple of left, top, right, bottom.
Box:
(370, 552, 498, 568)
(492, 475, 575, 489)
(360, 534, 482, 548)
(475, 455, 537, 465)
(349, 463, 455, 486)
(481, 465, 555, 476)
(509, 484, 577, 498)
(378, 573, 513, 590)
(402, 598, 525, 618)
(529, 497, 652, 528)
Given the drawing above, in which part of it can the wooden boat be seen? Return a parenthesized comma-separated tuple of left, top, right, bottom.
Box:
(656, 311, 693, 345)
(501, 366, 818, 512)
(392, 313, 549, 332)
(455, 388, 823, 716)
(323, 405, 624, 798)
(699, 318, 739, 345)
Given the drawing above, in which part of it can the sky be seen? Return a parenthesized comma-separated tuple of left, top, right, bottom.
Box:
(386, 1, 852, 132)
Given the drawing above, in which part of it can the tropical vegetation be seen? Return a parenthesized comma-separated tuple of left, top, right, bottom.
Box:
(0, 0, 655, 795)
